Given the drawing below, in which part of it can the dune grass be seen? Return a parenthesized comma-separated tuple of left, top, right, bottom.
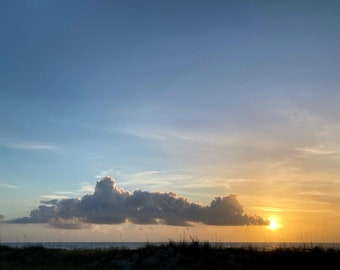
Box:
(1, 241, 340, 269)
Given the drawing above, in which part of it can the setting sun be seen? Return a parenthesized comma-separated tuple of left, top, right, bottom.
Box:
(268, 218, 280, 230)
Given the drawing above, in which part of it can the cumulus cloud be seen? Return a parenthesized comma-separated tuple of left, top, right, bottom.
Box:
(6, 176, 268, 229)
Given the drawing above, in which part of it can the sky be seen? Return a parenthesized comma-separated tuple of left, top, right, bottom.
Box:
(1, 0, 340, 243)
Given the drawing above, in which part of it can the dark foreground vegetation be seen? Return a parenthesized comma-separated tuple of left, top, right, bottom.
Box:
(1, 242, 340, 270)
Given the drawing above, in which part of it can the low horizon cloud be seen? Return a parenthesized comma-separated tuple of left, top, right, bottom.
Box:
(4, 176, 268, 229)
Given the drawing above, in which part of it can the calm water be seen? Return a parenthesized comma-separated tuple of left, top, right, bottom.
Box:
(2, 242, 340, 250)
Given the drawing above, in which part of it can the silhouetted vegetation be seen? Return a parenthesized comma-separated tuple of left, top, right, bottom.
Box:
(1, 242, 340, 269)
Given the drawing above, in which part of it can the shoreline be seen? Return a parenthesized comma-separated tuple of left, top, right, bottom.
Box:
(2, 240, 340, 250)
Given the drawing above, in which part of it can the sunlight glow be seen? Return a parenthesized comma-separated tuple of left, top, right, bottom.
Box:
(268, 218, 280, 230)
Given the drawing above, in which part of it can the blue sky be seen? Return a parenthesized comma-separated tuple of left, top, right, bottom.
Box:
(1, 1, 340, 242)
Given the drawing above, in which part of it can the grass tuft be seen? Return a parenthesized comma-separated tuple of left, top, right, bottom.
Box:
(1, 242, 340, 269)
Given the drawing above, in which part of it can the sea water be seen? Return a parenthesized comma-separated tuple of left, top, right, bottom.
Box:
(2, 242, 340, 250)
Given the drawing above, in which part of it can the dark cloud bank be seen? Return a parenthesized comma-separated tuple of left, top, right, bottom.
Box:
(5, 176, 268, 229)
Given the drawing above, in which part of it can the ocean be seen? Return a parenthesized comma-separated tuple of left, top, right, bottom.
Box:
(2, 242, 340, 250)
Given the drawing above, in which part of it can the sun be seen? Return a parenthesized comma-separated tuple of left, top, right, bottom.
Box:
(268, 218, 280, 230)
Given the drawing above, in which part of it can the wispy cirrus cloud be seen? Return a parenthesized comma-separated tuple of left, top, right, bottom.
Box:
(39, 188, 93, 201)
(295, 145, 340, 155)
(0, 138, 60, 151)
(76, 182, 95, 194)
(0, 183, 19, 189)
(40, 194, 70, 200)
(120, 103, 340, 176)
